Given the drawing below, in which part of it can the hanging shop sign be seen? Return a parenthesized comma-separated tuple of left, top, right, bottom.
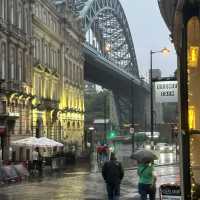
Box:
(155, 81, 178, 103)
(8, 112, 20, 117)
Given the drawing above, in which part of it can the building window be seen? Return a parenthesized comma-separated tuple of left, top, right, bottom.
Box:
(43, 10, 47, 24)
(0, 0, 6, 20)
(57, 50, 61, 74)
(69, 61, 72, 81)
(35, 3, 39, 18)
(10, 0, 14, 24)
(46, 45, 49, 66)
(23, 53, 28, 82)
(24, 8, 28, 33)
(17, 1, 23, 29)
(73, 63, 76, 82)
(53, 50, 56, 69)
(65, 58, 68, 78)
(44, 44, 47, 64)
(50, 49, 53, 68)
(10, 46, 16, 80)
(0, 42, 6, 79)
(33, 38, 36, 58)
(36, 39, 40, 60)
(55, 51, 58, 71)
(18, 51, 23, 81)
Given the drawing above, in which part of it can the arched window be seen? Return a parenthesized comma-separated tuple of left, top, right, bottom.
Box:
(72, 122, 75, 129)
(18, 51, 23, 81)
(50, 48, 54, 68)
(36, 39, 40, 60)
(0, 42, 6, 79)
(10, 0, 14, 24)
(10, 46, 16, 80)
(33, 38, 37, 59)
(54, 50, 56, 69)
(18, 1, 23, 29)
(46, 45, 49, 66)
(24, 8, 28, 33)
(67, 121, 70, 129)
(0, 0, 6, 20)
(77, 122, 80, 129)
(44, 44, 47, 64)
(23, 53, 28, 82)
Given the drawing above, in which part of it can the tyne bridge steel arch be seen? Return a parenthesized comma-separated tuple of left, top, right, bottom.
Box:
(70, 0, 139, 78)
(69, 0, 148, 130)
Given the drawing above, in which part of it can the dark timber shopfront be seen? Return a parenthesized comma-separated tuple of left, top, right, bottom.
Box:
(180, 1, 200, 199)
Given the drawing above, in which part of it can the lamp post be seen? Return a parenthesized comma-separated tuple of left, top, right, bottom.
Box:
(88, 127, 95, 153)
(104, 92, 107, 144)
(150, 48, 170, 149)
(130, 79, 135, 153)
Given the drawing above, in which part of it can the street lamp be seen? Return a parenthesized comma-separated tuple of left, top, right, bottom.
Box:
(150, 47, 170, 149)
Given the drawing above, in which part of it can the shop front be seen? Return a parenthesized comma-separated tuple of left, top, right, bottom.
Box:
(0, 113, 19, 162)
(180, 1, 200, 199)
(0, 126, 6, 162)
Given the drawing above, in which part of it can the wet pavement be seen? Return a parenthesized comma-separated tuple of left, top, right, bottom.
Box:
(0, 164, 179, 200)
(0, 144, 180, 200)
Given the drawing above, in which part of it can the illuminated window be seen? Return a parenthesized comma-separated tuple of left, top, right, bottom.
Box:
(188, 46, 199, 68)
(189, 106, 196, 129)
(187, 17, 200, 130)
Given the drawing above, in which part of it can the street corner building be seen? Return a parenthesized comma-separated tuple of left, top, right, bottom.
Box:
(0, 0, 85, 161)
(158, 0, 200, 199)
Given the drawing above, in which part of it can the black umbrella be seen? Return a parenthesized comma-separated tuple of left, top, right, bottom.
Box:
(131, 149, 158, 163)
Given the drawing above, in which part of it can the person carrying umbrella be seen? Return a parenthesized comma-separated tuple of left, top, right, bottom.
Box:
(137, 161, 156, 200)
(131, 149, 157, 200)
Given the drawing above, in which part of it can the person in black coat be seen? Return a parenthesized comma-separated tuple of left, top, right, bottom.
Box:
(102, 152, 124, 200)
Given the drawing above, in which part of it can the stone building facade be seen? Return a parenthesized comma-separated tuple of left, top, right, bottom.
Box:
(0, 0, 33, 160)
(0, 0, 85, 161)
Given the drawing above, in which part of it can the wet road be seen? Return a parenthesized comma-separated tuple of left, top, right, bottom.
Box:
(0, 164, 179, 200)
(0, 144, 180, 200)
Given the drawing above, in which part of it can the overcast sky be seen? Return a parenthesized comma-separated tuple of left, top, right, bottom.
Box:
(119, 0, 177, 80)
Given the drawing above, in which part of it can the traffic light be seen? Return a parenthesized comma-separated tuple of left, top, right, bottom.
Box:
(107, 130, 117, 140)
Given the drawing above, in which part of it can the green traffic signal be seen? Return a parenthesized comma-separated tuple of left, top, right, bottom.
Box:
(107, 130, 117, 139)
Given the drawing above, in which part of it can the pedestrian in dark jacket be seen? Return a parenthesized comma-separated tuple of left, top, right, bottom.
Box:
(102, 152, 124, 200)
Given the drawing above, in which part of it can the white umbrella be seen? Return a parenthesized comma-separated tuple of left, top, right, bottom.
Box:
(11, 137, 39, 147)
(11, 137, 63, 148)
(37, 137, 64, 147)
